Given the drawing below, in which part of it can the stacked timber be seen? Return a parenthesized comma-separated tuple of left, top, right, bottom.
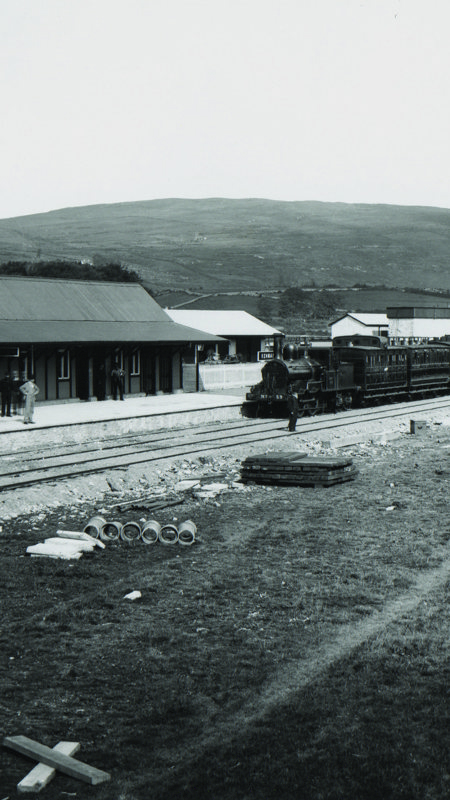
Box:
(240, 452, 358, 487)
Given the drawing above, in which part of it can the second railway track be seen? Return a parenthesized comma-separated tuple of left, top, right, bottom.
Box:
(2, 396, 450, 490)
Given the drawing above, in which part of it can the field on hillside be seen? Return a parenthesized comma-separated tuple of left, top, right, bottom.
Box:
(155, 287, 450, 339)
(2, 427, 450, 799)
(2, 199, 450, 294)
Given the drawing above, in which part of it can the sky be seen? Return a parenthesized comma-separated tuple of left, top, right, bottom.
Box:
(1, 0, 450, 219)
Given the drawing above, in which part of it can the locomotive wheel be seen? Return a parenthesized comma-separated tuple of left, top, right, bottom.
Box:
(342, 392, 352, 410)
(304, 397, 319, 416)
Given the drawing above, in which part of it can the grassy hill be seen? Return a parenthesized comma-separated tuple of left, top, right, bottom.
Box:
(1, 199, 450, 299)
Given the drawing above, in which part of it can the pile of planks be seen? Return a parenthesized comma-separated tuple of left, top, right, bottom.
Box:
(109, 493, 184, 513)
(240, 451, 358, 487)
(26, 531, 105, 560)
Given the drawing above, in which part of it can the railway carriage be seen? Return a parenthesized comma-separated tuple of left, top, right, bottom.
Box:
(243, 335, 450, 417)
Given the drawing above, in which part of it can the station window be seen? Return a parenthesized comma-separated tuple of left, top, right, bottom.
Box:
(115, 351, 124, 370)
(58, 350, 70, 380)
(130, 350, 141, 376)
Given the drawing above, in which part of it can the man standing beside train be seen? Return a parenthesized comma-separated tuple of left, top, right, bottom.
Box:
(287, 389, 299, 432)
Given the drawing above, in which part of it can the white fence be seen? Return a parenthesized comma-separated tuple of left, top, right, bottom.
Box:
(197, 362, 263, 391)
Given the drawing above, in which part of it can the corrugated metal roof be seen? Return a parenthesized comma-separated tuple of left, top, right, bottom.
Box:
(0, 320, 223, 344)
(0, 278, 223, 344)
(166, 309, 283, 336)
(0, 276, 170, 322)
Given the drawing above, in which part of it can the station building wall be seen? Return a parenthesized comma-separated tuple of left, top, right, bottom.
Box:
(388, 318, 450, 341)
(0, 344, 183, 403)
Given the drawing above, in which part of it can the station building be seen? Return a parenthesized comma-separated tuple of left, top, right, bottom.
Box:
(387, 306, 450, 343)
(165, 309, 283, 362)
(329, 312, 389, 340)
(0, 277, 222, 402)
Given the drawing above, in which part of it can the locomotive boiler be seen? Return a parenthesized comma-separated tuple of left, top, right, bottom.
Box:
(244, 336, 450, 418)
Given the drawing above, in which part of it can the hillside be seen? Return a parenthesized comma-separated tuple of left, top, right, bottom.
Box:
(1, 199, 449, 297)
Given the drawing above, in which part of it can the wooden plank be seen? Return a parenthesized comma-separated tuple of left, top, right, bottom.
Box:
(56, 530, 106, 549)
(241, 469, 358, 486)
(3, 735, 111, 786)
(244, 451, 306, 464)
(17, 741, 80, 794)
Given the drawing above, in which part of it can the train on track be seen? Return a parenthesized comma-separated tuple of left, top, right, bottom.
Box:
(243, 335, 450, 418)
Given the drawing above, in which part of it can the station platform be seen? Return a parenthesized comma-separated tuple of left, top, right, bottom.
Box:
(0, 391, 246, 451)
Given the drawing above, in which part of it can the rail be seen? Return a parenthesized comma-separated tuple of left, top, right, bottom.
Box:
(1, 396, 449, 490)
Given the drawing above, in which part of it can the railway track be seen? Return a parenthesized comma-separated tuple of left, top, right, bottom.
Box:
(1, 396, 450, 490)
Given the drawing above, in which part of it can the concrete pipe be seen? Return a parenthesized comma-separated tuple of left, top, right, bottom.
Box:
(120, 521, 142, 543)
(100, 520, 123, 542)
(140, 519, 161, 544)
(177, 520, 197, 546)
(158, 523, 179, 545)
(83, 516, 107, 539)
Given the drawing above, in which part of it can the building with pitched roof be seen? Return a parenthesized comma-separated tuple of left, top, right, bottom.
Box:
(329, 312, 389, 340)
(0, 277, 222, 401)
(165, 309, 283, 362)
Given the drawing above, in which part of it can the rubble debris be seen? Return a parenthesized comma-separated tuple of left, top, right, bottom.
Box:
(410, 419, 427, 434)
(124, 590, 142, 600)
(240, 453, 358, 487)
(198, 472, 228, 483)
(124, 497, 185, 512)
(174, 480, 200, 492)
(193, 482, 230, 500)
(110, 494, 184, 513)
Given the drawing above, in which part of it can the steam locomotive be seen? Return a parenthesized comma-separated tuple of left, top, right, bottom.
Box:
(243, 335, 450, 417)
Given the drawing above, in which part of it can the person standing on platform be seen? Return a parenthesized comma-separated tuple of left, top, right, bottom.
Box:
(111, 361, 125, 401)
(20, 374, 40, 424)
(1, 372, 12, 417)
(11, 370, 22, 414)
(95, 362, 106, 401)
(287, 389, 299, 432)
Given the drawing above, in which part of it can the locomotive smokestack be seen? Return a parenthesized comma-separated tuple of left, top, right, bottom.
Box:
(273, 334, 284, 359)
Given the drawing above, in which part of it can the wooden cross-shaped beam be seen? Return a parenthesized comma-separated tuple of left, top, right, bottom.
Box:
(3, 735, 111, 790)
(17, 741, 80, 793)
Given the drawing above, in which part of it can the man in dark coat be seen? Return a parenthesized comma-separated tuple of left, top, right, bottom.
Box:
(287, 389, 299, 432)
(1, 372, 12, 417)
(111, 361, 125, 401)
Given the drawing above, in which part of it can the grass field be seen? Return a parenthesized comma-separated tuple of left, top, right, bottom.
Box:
(1, 428, 450, 798)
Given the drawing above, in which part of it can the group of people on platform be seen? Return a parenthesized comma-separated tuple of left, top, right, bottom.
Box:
(0, 372, 40, 424)
(0, 363, 125, 426)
